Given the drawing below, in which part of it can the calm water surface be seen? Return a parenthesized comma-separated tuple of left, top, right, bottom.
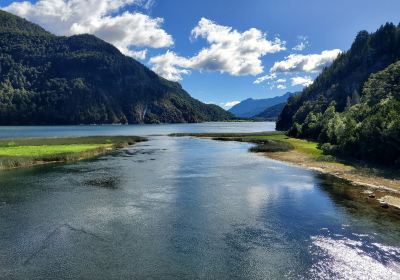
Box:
(0, 123, 399, 279)
(0, 122, 276, 138)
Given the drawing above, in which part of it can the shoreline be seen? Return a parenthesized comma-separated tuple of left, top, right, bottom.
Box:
(0, 136, 146, 170)
(264, 152, 400, 209)
(264, 150, 400, 194)
(172, 132, 400, 210)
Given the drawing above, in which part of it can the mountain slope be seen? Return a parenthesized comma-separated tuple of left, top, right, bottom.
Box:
(254, 102, 287, 120)
(229, 92, 294, 118)
(0, 10, 232, 125)
(276, 23, 400, 131)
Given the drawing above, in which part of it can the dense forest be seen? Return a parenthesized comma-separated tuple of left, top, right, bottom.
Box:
(0, 11, 232, 125)
(276, 23, 400, 165)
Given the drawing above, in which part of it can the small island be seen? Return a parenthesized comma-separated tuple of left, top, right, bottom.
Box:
(0, 136, 146, 170)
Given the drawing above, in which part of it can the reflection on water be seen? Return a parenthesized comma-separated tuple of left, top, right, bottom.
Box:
(0, 136, 399, 279)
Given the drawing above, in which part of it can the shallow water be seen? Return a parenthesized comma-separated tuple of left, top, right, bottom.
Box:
(0, 124, 399, 279)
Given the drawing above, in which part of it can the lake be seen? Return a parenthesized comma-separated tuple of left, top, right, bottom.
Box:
(0, 122, 276, 139)
(0, 123, 399, 279)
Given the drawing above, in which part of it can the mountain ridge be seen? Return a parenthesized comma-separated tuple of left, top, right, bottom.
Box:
(229, 92, 295, 118)
(254, 102, 287, 120)
(275, 22, 400, 164)
(276, 23, 400, 131)
(0, 10, 233, 125)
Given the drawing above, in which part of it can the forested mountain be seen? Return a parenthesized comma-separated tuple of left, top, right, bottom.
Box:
(276, 23, 400, 165)
(254, 102, 287, 120)
(0, 10, 232, 125)
(229, 92, 294, 118)
(277, 23, 400, 131)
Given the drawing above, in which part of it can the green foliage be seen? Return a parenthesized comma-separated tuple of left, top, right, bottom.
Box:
(277, 22, 400, 165)
(0, 11, 232, 124)
(292, 61, 400, 165)
(277, 23, 400, 131)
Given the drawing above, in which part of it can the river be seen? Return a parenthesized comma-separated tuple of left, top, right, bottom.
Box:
(0, 123, 399, 279)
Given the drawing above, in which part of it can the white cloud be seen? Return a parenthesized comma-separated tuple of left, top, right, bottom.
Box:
(292, 42, 306, 51)
(291, 76, 313, 87)
(150, 18, 286, 81)
(223, 101, 241, 108)
(292, 35, 309, 51)
(276, 78, 286, 83)
(149, 51, 191, 81)
(253, 73, 277, 84)
(270, 49, 341, 73)
(3, 0, 173, 59)
(189, 18, 286, 76)
(277, 84, 287, 89)
(127, 49, 148, 60)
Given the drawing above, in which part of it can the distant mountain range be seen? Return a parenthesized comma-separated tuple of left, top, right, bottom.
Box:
(0, 11, 232, 125)
(229, 92, 295, 118)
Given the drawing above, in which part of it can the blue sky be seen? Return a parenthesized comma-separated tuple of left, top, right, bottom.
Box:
(2, 0, 400, 108)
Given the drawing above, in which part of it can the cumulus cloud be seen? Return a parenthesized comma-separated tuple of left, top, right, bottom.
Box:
(189, 18, 286, 75)
(2, 0, 173, 59)
(150, 18, 286, 81)
(291, 76, 313, 87)
(276, 78, 286, 83)
(277, 84, 287, 89)
(149, 51, 191, 82)
(270, 49, 341, 73)
(223, 101, 241, 108)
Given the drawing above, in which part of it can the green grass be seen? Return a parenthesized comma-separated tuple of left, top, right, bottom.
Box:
(0, 144, 111, 157)
(0, 136, 146, 169)
(0, 136, 145, 147)
(242, 134, 323, 158)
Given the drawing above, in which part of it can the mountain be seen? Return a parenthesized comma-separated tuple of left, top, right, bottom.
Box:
(0, 10, 232, 125)
(276, 23, 400, 131)
(254, 102, 287, 120)
(229, 92, 294, 118)
(275, 23, 400, 165)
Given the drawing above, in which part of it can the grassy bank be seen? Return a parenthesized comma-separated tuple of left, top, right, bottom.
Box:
(172, 132, 400, 195)
(0, 136, 146, 170)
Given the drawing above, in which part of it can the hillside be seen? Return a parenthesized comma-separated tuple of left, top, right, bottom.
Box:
(276, 23, 400, 165)
(0, 10, 232, 125)
(277, 23, 400, 131)
(254, 102, 287, 120)
(229, 92, 293, 118)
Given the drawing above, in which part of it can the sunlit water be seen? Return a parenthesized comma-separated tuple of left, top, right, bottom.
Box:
(0, 123, 399, 279)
